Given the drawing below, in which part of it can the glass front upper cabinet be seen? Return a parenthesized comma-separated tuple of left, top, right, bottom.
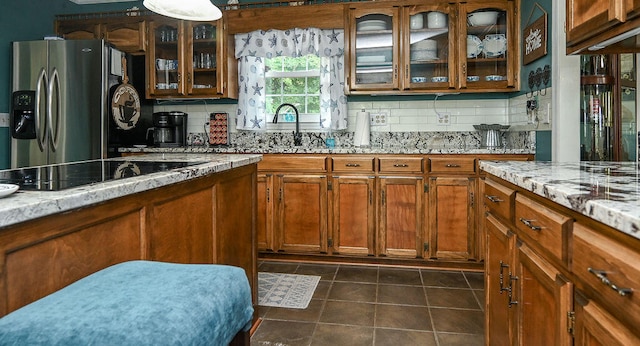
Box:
(460, 2, 516, 90)
(148, 20, 182, 97)
(403, 4, 454, 90)
(188, 22, 219, 96)
(349, 7, 399, 91)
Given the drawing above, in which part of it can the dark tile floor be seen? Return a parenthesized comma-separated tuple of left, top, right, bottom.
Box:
(251, 261, 485, 346)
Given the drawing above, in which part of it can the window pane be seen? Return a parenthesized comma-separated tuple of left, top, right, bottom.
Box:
(282, 96, 305, 109)
(266, 57, 284, 72)
(283, 77, 307, 94)
(265, 77, 283, 94)
(266, 96, 282, 115)
(307, 77, 320, 93)
(307, 96, 320, 114)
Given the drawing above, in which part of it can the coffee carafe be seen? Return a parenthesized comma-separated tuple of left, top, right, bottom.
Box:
(152, 111, 187, 147)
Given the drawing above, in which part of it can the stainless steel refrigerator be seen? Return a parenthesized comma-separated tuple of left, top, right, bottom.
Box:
(10, 40, 123, 168)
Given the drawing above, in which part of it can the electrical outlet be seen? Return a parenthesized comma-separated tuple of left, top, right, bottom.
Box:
(370, 112, 388, 126)
(437, 112, 450, 125)
(0, 113, 9, 128)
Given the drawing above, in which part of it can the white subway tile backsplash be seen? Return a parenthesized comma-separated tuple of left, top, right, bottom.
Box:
(154, 89, 551, 134)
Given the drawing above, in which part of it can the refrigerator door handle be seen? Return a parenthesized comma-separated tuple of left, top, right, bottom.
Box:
(48, 68, 61, 152)
(35, 67, 48, 152)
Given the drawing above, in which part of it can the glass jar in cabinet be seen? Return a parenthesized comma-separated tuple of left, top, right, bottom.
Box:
(187, 22, 221, 96)
(148, 20, 184, 97)
(460, 1, 517, 91)
(403, 4, 456, 91)
(348, 7, 400, 91)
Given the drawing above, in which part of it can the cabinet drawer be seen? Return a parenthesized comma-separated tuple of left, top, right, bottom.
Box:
(514, 194, 572, 264)
(428, 157, 475, 174)
(258, 155, 327, 172)
(573, 223, 640, 327)
(483, 178, 515, 221)
(332, 156, 375, 173)
(378, 157, 423, 174)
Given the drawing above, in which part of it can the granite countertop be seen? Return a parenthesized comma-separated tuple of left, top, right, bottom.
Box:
(0, 154, 262, 229)
(121, 145, 534, 155)
(479, 160, 640, 241)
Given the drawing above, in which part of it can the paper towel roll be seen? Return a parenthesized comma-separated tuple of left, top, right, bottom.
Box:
(354, 110, 370, 147)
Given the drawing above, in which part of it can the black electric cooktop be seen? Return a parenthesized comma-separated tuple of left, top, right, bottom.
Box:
(0, 160, 205, 191)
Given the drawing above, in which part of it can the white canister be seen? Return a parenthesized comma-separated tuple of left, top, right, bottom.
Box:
(427, 12, 447, 29)
(410, 14, 424, 29)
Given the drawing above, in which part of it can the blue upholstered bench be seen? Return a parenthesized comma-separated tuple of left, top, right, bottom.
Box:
(0, 261, 254, 346)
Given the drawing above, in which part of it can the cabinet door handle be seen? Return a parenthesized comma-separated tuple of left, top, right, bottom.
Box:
(369, 190, 373, 205)
(445, 164, 460, 167)
(508, 273, 518, 307)
(394, 64, 398, 80)
(393, 163, 408, 167)
(519, 217, 542, 231)
(588, 268, 633, 297)
(345, 163, 361, 167)
(499, 260, 509, 293)
(266, 187, 270, 203)
(486, 195, 503, 203)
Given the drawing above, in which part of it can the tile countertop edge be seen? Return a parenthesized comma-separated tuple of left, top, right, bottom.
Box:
(0, 154, 262, 229)
(479, 160, 640, 241)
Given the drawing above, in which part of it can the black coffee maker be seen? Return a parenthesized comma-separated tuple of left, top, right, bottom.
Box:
(152, 111, 187, 147)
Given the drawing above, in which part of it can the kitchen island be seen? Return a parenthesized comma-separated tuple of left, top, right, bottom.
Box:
(0, 153, 262, 321)
(480, 160, 640, 344)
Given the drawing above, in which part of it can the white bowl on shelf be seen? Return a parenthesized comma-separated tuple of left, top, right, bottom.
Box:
(467, 11, 499, 26)
(411, 76, 427, 83)
(357, 20, 387, 31)
(410, 14, 424, 29)
(412, 39, 437, 50)
(431, 76, 448, 83)
(427, 12, 447, 28)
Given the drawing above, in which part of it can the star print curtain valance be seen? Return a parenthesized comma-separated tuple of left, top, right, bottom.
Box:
(234, 28, 347, 131)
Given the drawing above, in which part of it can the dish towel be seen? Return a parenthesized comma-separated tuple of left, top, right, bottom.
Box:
(354, 110, 370, 147)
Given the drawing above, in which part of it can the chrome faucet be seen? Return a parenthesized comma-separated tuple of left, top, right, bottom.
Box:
(273, 103, 302, 146)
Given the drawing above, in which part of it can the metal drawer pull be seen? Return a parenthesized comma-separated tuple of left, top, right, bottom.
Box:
(499, 260, 510, 293)
(588, 268, 633, 297)
(345, 163, 361, 167)
(508, 273, 518, 307)
(393, 163, 408, 167)
(445, 164, 460, 167)
(486, 195, 503, 203)
(519, 217, 542, 231)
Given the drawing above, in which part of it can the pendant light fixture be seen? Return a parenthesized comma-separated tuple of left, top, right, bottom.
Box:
(143, 0, 222, 21)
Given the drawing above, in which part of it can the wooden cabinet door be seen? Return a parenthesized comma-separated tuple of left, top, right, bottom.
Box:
(378, 176, 423, 258)
(566, 0, 629, 46)
(485, 214, 516, 346)
(347, 5, 400, 92)
(56, 22, 101, 40)
(257, 173, 275, 252)
(459, 1, 517, 90)
(103, 20, 146, 54)
(331, 176, 376, 256)
(514, 243, 573, 346)
(573, 292, 640, 346)
(275, 174, 328, 253)
(185, 21, 222, 96)
(147, 19, 186, 98)
(427, 176, 476, 260)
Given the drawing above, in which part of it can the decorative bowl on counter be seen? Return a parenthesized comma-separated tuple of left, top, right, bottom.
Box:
(411, 76, 428, 83)
(467, 11, 499, 26)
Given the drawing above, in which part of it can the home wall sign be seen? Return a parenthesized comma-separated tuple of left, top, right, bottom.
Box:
(523, 3, 547, 65)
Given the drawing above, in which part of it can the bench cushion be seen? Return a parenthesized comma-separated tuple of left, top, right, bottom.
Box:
(0, 261, 254, 345)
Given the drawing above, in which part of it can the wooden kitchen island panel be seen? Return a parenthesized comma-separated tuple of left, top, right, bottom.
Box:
(0, 163, 258, 318)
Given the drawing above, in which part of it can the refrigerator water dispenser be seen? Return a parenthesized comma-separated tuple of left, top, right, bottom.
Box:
(11, 90, 36, 140)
